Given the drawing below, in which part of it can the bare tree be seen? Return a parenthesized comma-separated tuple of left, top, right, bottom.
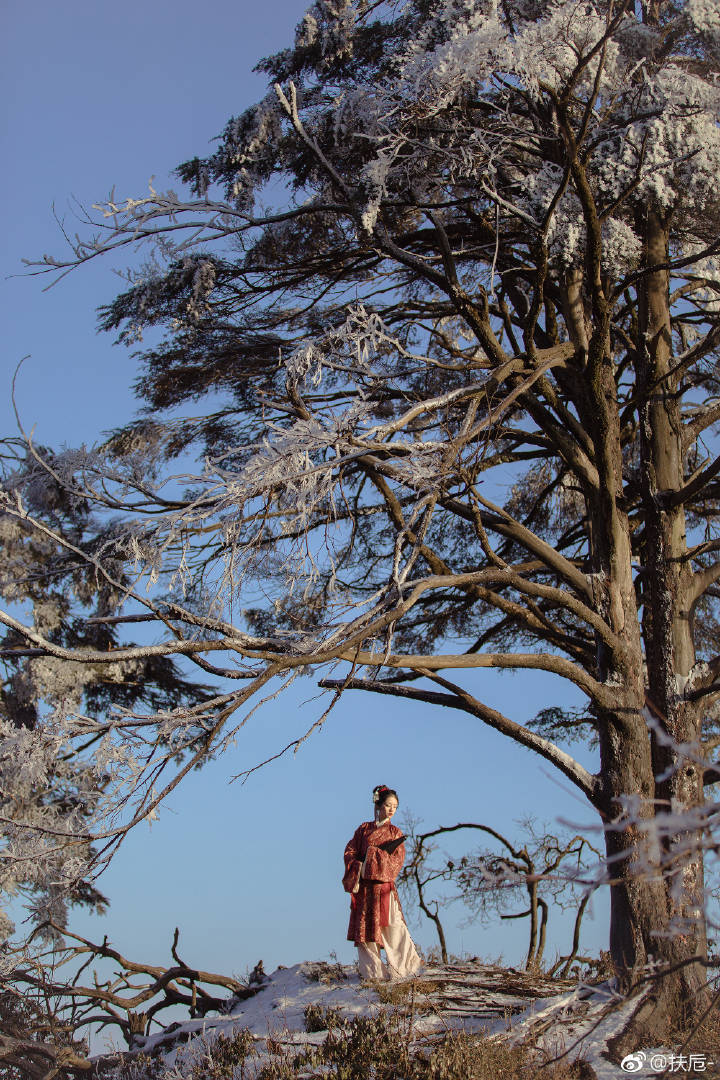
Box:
(0, 927, 265, 1076)
(3, 0, 720, 1037)
(398, 820, 599, 973)
(28, 928, 263, 1042)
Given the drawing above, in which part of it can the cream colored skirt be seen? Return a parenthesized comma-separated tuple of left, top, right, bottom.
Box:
(356, 894, 422, 981)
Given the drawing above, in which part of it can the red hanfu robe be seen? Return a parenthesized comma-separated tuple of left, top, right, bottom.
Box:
(343, 821, 407, 944)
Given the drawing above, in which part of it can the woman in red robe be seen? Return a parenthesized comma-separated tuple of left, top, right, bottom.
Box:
(343, 784, 422, 981)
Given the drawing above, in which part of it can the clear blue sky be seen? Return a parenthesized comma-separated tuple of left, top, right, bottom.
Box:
(1, 0, 609, 1039)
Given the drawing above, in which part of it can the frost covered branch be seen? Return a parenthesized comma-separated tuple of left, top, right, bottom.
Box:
(6, 0, 720, 1036)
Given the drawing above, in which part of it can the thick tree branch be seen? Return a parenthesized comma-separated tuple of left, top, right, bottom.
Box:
(319, 673, 600, 801)
(690, 561, 720, 605)
(662, 454, 720, 510)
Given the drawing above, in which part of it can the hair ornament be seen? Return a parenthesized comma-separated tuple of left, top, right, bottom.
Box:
(373, 784, 391, 803)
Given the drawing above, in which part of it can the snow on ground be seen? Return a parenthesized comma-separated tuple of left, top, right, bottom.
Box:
(95, 958, 670, 1077)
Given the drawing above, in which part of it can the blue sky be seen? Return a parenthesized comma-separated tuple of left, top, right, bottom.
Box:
(2, 0, 610, 1038)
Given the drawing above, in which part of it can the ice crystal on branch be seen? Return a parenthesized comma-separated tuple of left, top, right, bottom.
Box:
(687, 0, 720, 41)
(9, 0, 720, 1034)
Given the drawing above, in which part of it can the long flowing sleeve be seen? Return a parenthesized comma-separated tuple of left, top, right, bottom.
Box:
(342, 827, 364, 893)
(362, 831, 405, 882)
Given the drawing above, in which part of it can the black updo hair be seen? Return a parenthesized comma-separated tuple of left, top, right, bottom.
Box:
(373, 784, 399, 805)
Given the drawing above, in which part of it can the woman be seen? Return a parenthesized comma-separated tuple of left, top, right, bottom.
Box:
(343, 784, 422, 981)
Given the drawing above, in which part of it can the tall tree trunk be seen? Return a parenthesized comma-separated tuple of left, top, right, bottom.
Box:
(597, 708, 662, 981)
(583, 307, 666, 988)
(635, 207, 708, 1013)
(582, 252, 706, 1029)
(597, 694, 705, 1043)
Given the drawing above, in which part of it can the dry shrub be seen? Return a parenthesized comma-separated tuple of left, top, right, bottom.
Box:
(115, 1029, 256, 1080)
(667, 1000, 720, 1070)
(110, 1050, 165, 1079)
(308, 1015, 591, 1080)
(424, 1032, 593, 1080)
(105, 1010, 597, 1080)
(301, 959, 347, 984)
(374, 979, 444, 1005)
(303, 1003, 348, 1032)
(425, 1032, 529, 1079)
(190, 1028, 256, 1078)
(315, 1012, 413, 1078)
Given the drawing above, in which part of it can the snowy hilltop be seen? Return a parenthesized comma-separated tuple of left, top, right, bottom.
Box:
(90, 959, 687, 1080)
